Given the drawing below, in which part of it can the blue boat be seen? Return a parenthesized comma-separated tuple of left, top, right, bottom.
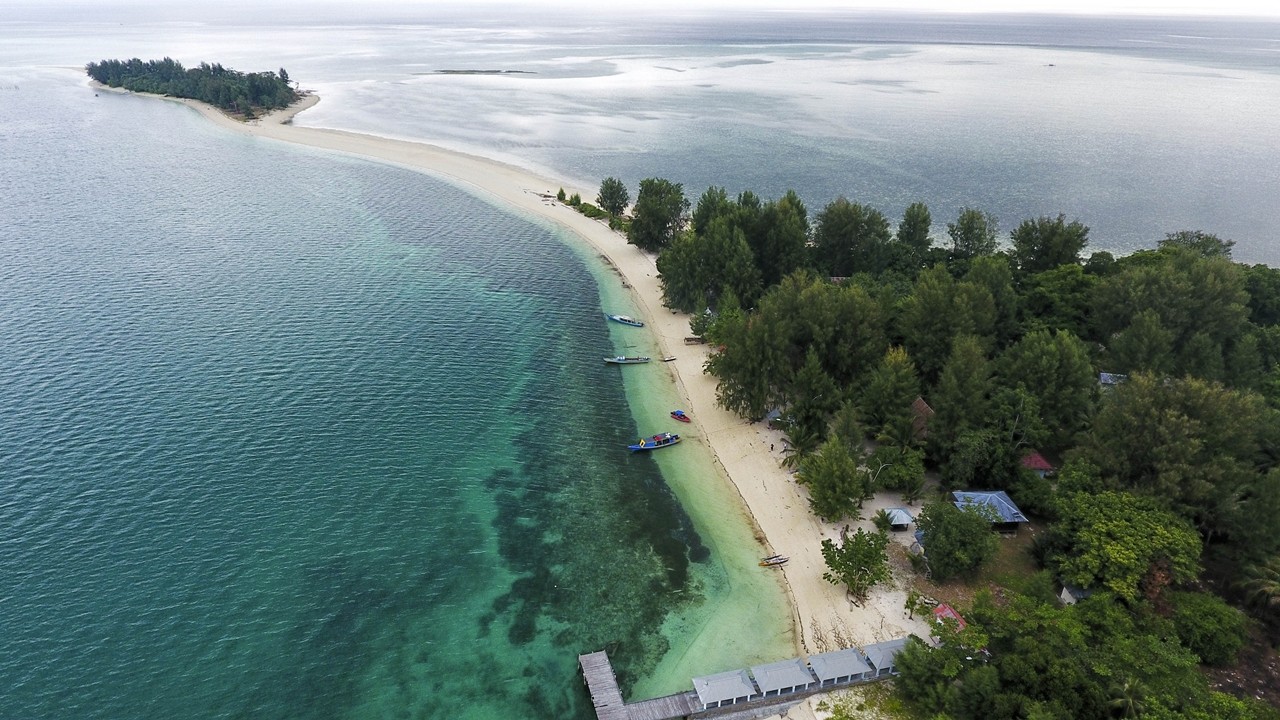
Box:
(628, 432, 681, 451)
(604, 356, 651, 364)
(608, 314, 645, 327)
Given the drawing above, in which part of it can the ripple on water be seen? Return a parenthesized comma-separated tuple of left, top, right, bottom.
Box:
(0, 80, 710, 719)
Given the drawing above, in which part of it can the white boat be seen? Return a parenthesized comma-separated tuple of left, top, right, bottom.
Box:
(607, 314, 644, 327)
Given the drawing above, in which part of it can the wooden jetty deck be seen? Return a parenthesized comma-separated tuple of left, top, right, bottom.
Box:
(626, 691, 700, 720)
(580, 647, 898, 720)
(579, 651, 699, 720)
(579, 651, 628, 720)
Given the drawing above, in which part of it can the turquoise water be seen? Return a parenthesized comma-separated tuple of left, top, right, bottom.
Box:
(0, 72, 791, 719)
(7, 9, 1280, 718)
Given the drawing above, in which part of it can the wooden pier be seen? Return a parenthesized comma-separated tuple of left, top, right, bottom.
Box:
(626, 692, 700, 720)
(578, 652, 700, 720)
(579, 651, 628, 720)
(579, 646, 901, 720)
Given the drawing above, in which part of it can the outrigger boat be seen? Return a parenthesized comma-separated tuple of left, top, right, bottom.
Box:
(604, 356, 651, 364)
(670, 410, 691, 423)
(759, 555, 789, 567)
(607, 314, 645, 327)
(628, 432, 681, 451)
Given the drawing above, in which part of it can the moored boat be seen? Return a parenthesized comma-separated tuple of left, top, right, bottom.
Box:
(670, 410, 691, 423)
(628, 432, 681, 451)
(759, 556, 789, 567)
(607, 314, 645, 327)
(604, 356, 651, 364)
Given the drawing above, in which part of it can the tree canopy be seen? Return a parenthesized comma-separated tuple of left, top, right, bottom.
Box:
(595, 177, 629, 216)
(821, 528, 891, 604)
(86, 57, 297, 115)
(1047, 491, 1201, 603)
(627, 178, 688, 251)
(636, 179, 1279, 711)
(915, 498, 999, 581)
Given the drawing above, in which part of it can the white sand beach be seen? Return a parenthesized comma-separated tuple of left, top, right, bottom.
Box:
(130, 88, 933, 719)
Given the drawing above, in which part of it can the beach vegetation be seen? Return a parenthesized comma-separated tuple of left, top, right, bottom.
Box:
(798, 435, 869, 521)
(821, 527, 891, 604)
(828, 400, 865, 455)
(872, 508, 894, 532)
(567, 192, 581, 206)
(861, 346, 920, 434)
(1043, 491, 1201, 604)
(927, 334, 992, 462)
(995, 328, 1095, 448)
(627, 177, 689, 251)
(748, 190, 811, 288)
(947, 207, 1000, 260)
(812, 197, 894, 277)
(85, 57, 298, 116)
(866, 444, 924, 495)
(915, 498, 999, 581)
(635, 176, 1280, 710)
(896, 201, 934, 262)
(656, 219, 760, 313)
(574, 201, 607, 220)
(557, 187, 566, 201)
(1010, 213, 1091, 274)
(596, 176, 629, 216)
(1167, 590, 1247, 666)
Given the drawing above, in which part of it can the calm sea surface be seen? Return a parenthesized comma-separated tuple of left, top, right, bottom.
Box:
(2, 8, 1279, 720)
(0, 68, 794, 720)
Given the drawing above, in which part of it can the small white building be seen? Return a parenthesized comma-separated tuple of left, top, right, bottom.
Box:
(808, 648, 873, 686)
(692, 668, 758, 710)
(863, 638, 910, 677)
(750, 658, 815, 697)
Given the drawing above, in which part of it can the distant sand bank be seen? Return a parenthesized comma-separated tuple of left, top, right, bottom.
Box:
(108, 85, 932, 719)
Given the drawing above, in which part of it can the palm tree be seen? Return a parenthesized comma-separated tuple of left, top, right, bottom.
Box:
(1108, 677, 1147, 718)
(1239, 556, 1280, 613)
(781, 425, 822, 469)
(872, 508, 893, 533)
(875, 414, 920, 453)
(901, 472, 926, 505)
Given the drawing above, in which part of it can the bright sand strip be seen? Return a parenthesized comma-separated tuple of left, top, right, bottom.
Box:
(127, 89, 933, 717)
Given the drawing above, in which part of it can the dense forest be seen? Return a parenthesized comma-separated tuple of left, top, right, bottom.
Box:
(85, 58, 298, 118)
(597, 176, 1280, 719)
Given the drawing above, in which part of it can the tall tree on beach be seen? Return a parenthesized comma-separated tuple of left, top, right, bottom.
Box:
(897, 201, 933, 262)
(1010, 213, 1090, 274)
(821, 528, 891, 604)
(628, 178, 688, 251)
(948, 207, 1000, 261)
(596, 177, 630, 217)
(754, 190, 810, 288)
(812, 197, 893, 277)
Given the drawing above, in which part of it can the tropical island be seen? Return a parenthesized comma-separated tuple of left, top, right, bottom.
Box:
(570, 175, 1280, 719)
(85, 58, 298, 119)
(102, 81, 1280, 719)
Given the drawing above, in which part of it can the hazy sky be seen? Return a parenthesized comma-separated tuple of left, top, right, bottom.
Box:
(593, 0, 1275, 10)
(9, 0, 1279, 15)
(400, 0, 1280, 15)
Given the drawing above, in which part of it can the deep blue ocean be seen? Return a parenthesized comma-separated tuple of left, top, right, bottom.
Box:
(2, 7, 1280, 720)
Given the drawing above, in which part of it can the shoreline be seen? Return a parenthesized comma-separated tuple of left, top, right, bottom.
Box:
(108, 85, 932, 715)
